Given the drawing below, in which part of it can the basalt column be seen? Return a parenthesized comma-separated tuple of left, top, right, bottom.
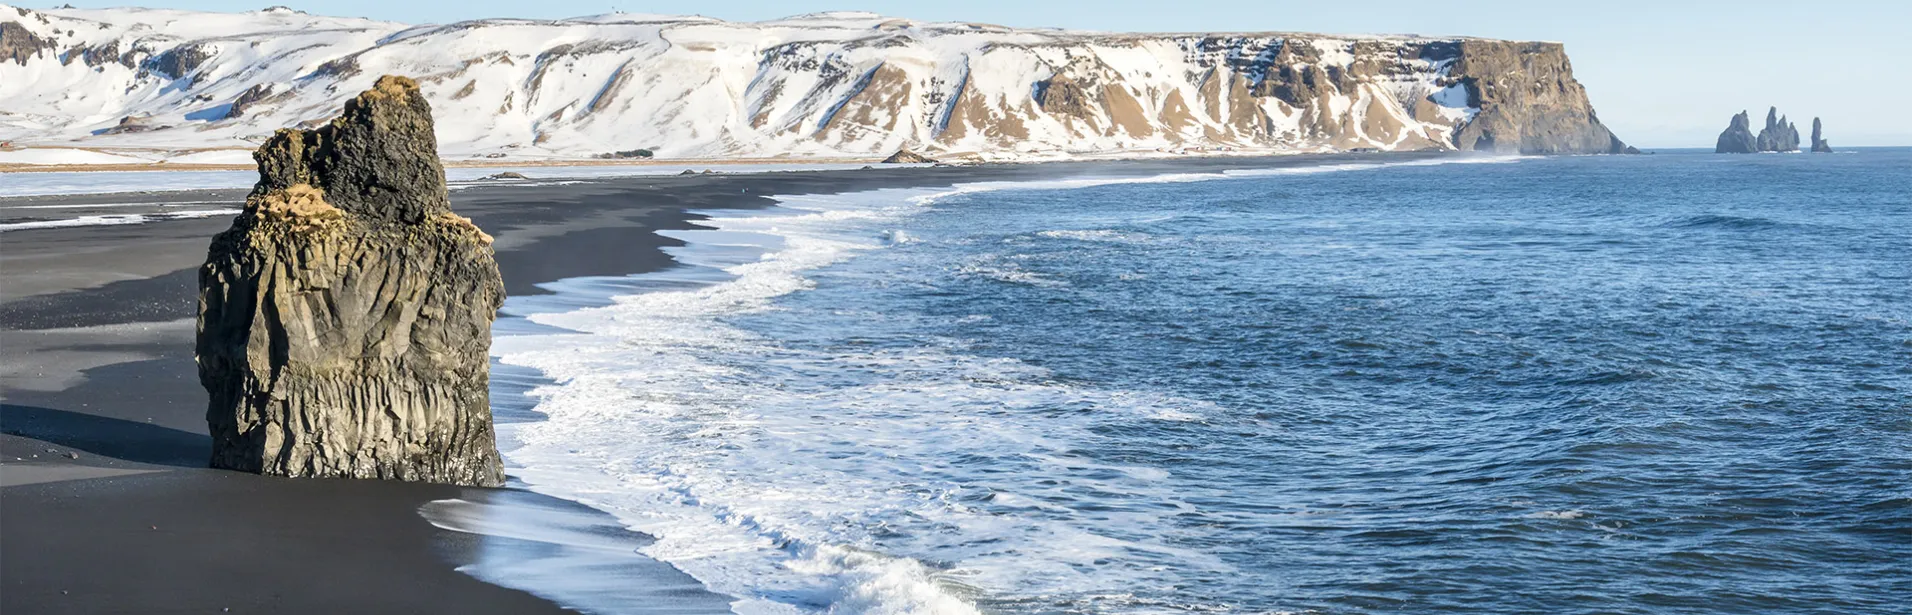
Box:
(197, 75, 506, 487)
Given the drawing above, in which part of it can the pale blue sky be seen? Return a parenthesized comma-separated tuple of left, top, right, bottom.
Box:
(40, 1, 1912, 146)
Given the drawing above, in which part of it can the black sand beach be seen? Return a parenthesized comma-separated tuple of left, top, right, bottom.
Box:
(1, 153, 1439, 613)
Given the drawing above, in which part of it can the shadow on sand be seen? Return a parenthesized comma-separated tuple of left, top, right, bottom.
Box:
(1, 404, 208, 468)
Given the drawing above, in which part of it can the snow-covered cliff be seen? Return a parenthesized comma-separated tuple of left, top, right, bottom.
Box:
(1, 5, 1629, 162)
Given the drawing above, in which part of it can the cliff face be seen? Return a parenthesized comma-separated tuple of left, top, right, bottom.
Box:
(197, 75, 505, 487)
(1447, 41, 1629, 154)
(1, 7, 1628, 159)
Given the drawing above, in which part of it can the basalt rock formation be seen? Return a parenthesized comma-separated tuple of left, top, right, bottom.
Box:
(1719, 107, 1806, 154)
(1716, 111, 1758, 153)
(1445, 41, 1631, 155)
(197, 75, 506, 487)
(1755, 107, 1800, 152)
(1811, 117, 1833, 153)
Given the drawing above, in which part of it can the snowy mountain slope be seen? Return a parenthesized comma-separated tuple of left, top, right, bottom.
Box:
(1, 5, 1629, 162)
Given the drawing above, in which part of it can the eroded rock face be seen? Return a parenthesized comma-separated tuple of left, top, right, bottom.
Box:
(1811, 117, 1833, 153)
(1446, 41, 1631, 155)
(143, 43, 212, 81)
(1717, 111, 1758, 153)
(225, 83, 277, 119)
(1755, 107, 1800, 152)
(8, 9, 1636, 158)
(1719, 107, 1806, 153)
(0, 20, 54, 65)
(197, 75, 505, 487)
(1035, 75, 1095, 118)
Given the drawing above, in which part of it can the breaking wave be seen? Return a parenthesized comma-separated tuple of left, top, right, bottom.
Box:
(483, 156, 1562, 614)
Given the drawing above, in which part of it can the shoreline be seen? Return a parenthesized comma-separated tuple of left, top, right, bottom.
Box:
(454, 150, 1483, 610)
(0, 144, 1371, 176)
(1, 151, 1449, 613)
(0, 155, 889, 174)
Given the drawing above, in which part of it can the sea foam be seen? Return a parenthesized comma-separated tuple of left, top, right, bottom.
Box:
(485, 157, 1525, 613)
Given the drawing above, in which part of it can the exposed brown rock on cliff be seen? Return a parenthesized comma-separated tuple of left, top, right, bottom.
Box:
(821, 63, 916, 140)
(143, 43, 212, 81)
(1156, 89, 1200, 139)
(1, 20, 54, 65)
(197, 75, 506, 487)
(224, 83, 281, 119)
(1245, 39, 1450, 150)
(1100, 83, 1155, 139)
(74, 41, 132, 68)
(881, 149, 935, 163)
(6, 11, 1633, 158)
(98, 114, 166, 135)
(1259, 40, 1327, 110)
(938, 72, 1031, 146)
(1192, 69, 1269, 143)
(582, 61, 635, 117)
(1036, 73, 1098, 134)
(1448, 41, 1629, 155)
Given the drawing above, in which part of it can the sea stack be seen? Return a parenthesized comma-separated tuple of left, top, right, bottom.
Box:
(197, 75, 506, 487)
(1811, 117, 1834, 153)
(1755, 107, 1801, 152)
(1716, 111, 1758, 153)
(1718, 107, 1806, 154)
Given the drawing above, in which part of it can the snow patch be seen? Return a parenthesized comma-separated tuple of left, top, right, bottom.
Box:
(1, 7, 1487, 163)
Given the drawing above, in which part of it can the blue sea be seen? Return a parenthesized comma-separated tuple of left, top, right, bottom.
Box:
(480, 150, 1911, 614)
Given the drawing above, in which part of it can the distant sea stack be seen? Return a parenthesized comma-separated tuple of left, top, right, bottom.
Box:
(6, 8, 1631, 158)
(1717, 107, 1802, 153)
(1811, 117, 1833, 153)
(1716, 111, 1758, 153)
(197, 75, 507, 487)
(1755, 107, 1800, 152)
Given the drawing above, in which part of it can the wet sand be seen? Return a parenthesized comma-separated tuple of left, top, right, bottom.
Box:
(0, 152, 1440, 613)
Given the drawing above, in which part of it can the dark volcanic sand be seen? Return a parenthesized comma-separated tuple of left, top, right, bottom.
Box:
(0, 153, 1440, 613)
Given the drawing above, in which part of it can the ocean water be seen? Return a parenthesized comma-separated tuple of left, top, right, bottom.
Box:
(486, 150, 1911, 614)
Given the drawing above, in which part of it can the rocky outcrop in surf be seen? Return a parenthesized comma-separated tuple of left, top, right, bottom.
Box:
(1811, 117, 1833, 153)
(1716, 111, 1758, 153)
(1755, 107, 1800, 153)
(1718, 107, 1808, 154)
(197, 75, 506, 487)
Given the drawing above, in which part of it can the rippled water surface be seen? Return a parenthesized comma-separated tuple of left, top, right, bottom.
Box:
(497, 151, 1911, 614)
